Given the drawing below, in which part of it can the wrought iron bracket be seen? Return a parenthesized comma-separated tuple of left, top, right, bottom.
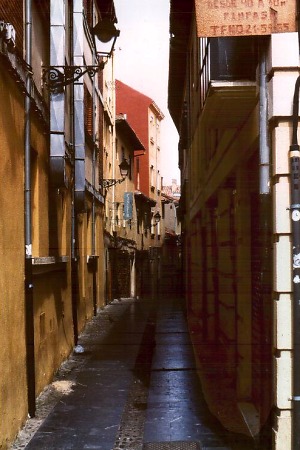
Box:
(100, 178, 126, 189)
(42, 62, 106, 93)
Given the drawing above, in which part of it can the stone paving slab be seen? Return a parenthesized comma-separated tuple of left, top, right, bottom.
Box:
(10, 297, 264, 450)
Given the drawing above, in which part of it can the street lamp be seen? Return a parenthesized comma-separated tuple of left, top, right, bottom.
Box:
(92, 17, 120, 46)
(42, 18, 120, 93)
(100, 159, 130, 189)
(145, 211, 161, 231)
(153, 211, 161, 225)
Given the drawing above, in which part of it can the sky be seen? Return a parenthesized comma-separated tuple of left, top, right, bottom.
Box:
(113, 0, 180, 186)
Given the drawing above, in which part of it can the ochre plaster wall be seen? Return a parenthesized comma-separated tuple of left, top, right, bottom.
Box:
(0, 71, 28, 447)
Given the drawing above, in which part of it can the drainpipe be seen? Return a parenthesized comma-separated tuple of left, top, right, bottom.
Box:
(70, 2, 79, 345)
(290, 72, 300, 450)
(258, 41, 270, 199)
(258, 38, 272, 440)
(111, 54, 118, 299)
(111, 53, 116, 235)
(92, 50, 97, 315)
(24, 0, 36, 417)
(71, 190, 79, 344)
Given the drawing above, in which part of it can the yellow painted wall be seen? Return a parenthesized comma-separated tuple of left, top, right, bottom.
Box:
(31, 115, 50, 256)
(33, 268, 74, 393)
(30, 101, 75, 396)
(77, 211, 95, 332)
(97, 206, 106, 309)
(0, 71, 28, 447)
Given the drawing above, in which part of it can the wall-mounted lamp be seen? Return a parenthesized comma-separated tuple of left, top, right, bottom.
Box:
(153, 211, 161, 224)
(92, 17, 120, 46)
(42, 18, 120, 93)
(145, 211, 161, 231)
(100, 159, 130, 189)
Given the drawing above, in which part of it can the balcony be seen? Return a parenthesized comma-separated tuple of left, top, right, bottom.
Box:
(169, 25, 259, 132)
(199, 37, 259, 128)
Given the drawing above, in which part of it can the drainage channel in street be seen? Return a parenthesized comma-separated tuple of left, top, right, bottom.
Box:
(113, 309, 156, 450)
(143, 442, 201, 449)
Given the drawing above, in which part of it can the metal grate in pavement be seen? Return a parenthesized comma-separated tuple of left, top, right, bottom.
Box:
(143, 442, 201, 450)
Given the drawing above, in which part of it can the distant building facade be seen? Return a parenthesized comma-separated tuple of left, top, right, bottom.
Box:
(162, 179, 181, 236)
(116, 80, 165, 296)
(160, 180, 182, 297)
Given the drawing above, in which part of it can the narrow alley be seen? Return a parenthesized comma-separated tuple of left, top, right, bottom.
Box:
(11, 294, 264, 450)
(2, 0, 300, 448)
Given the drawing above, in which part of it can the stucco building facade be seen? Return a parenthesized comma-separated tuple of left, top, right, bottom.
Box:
(0, 2, 173, 446)
(116, 80, 165, 296)
(168, 0, 300, 448)
(0, 1, 120, 447)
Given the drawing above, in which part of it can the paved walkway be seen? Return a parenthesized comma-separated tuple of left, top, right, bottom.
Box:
(11, 296, 266, 450)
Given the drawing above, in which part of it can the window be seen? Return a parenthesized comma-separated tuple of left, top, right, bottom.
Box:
(150, 165, 154, 189)
(136, 157, 140, 191)
(137, 208, 140, 234)
(84, 86, 93, 138)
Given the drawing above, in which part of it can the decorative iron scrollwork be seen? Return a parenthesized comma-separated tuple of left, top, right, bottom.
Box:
(43, 62, 106, 93)
(100, 178, 126, 189)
